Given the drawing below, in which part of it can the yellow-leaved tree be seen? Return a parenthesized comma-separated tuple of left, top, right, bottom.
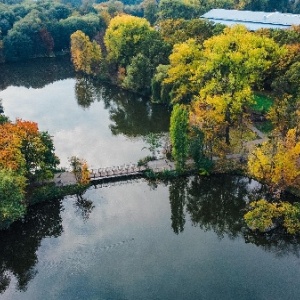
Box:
(248, 128, 300, 190)
(191, 25, 283, 145)
(244, 199, 300, 234)
(104, 14, 153, 67)
(164, 38, 202, 104)
(167, 25, 283, 146)
(69, 156, 90, 185)
(70, 30, 102, 76)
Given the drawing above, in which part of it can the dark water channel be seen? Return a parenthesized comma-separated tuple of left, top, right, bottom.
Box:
(1, 58, 300, 299)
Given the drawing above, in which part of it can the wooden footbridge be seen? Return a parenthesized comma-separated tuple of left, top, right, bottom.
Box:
(89, 163, 147, 182)
(54, 159, 176, 187)
(53, 124, 268, 187)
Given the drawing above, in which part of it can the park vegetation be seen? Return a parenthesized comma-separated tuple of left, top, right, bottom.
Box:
(1, 0, 300, 233)
(0, 116, 60, 227)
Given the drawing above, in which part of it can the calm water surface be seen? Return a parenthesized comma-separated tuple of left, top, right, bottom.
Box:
(0, 57, 170, 168)
(0, 58, 300, 299)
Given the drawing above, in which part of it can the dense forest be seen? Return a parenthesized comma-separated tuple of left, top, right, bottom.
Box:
(1, 0, 300, 232)
(1, 0, 300, 62)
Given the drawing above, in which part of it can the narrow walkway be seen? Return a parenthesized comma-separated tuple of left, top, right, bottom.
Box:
(53, 160, 174, 187)
(245, 123, 268, 150)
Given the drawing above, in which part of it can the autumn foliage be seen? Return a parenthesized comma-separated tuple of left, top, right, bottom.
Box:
(244, 199, 300, 234)
(71, 30, 102, 76)
(69, 156, 90, 185)
(248, 129, 300, 190)
(0, 119, 59, 179)
(0, 118, 59, 225)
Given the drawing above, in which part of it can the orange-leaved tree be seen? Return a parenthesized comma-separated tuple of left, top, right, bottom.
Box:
(0, 118, 59, 181)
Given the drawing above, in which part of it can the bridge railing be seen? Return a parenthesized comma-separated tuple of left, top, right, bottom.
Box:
(89, 163, 147, 180)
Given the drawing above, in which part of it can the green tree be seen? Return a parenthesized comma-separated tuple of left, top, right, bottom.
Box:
(56, 13, 104, 51)
(142, 132, 162, 158)
(0, 168, 26, 226)
(0, 4, 16, 36)
(37, 131, 60, 180)
(151, 64, 171, 104)
(165, 38, 203, 104)
(122, 53, 152, 94)
(142, 0, 158, 25)
(159, 18, 224, 47)
(189, 126, 212, 173)
(3, 30, 33, 61)
(158, 0, 200, 20)
(104, 13, 170, 89)
(170, 104, 189, 171)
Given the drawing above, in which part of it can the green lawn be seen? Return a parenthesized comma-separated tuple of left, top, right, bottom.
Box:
(250, 94, 274, 113)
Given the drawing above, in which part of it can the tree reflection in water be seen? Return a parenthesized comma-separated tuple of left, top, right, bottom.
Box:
(75, 76, 104, 109)
(0, 56, 74, 91)
(187, 175, 250, 239)
(0, 192, 95, 294)
(74, 194, 95, 222)
(0, 199, 63, 293)
(166, 175, 300, 256)
(169, 178, 188, 234)
(74, 76, 170, 137)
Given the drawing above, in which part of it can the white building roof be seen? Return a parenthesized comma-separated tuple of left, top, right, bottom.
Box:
(201, 9, 300, 30)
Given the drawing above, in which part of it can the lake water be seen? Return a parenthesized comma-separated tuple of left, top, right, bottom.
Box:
(1, 58, 300, 299)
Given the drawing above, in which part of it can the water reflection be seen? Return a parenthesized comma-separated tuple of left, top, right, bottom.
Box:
(0, 199, 63, 293)
(169, 178, 188, 234)
(187, 175, 250, 239)
(1, 176, 300, 297)
(0, 56, 74, 91)
(245, 228, 300, 258)
(0, 61, 170, 168)
(75, 77, 103, 109)
(74, 194, 95, 222)
(74, 76, 171, 137)
(167, 175, 300, 257)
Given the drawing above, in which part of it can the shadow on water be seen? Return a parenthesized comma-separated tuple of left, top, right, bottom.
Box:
(0, 200, 63, 293)
(1, 175, 300, 294)
(166, 175, 300, 257)
(0, 193, 95, 294)
(0, 56, 74, 91)
(74, 76, 171, 137)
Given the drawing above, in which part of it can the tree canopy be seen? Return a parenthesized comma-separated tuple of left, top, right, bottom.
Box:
(71, 30, 103, 76)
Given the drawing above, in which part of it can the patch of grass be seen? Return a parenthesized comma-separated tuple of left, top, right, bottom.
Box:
(251, 94, 274, 113)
